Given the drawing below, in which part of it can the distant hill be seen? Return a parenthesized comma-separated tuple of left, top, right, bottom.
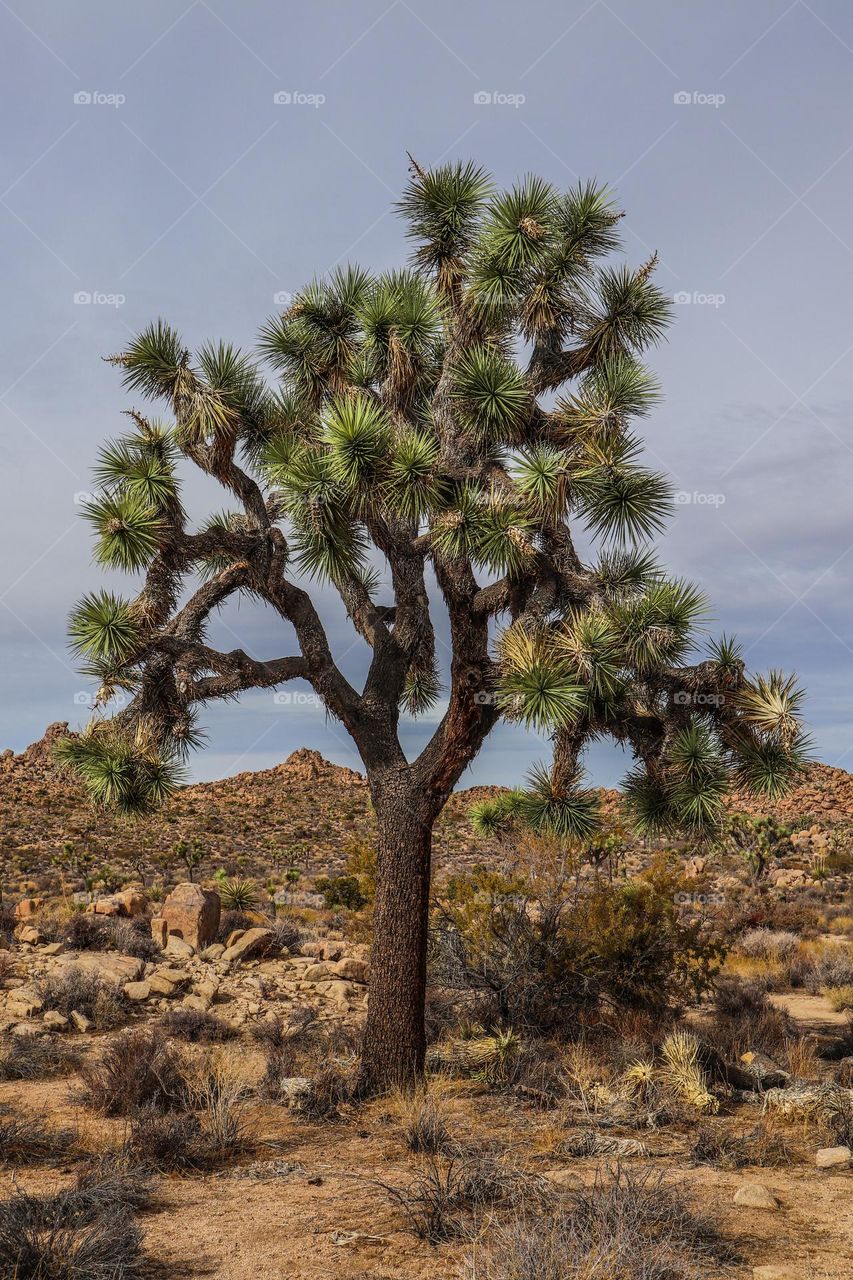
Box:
(1, 724, 850, 887)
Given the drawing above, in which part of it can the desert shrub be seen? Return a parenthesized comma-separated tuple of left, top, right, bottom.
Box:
(126, 1106, 203, 1171)
(810, 943, 853, 992)
(464, 1166, 731, 1280)
(183, 1052, 249, 1156)
(314, 873, 368, 912)
(711, 978, 795, 1058)
(738, 928, 800, 963)
(383, 1149, 524, 1243)
(160, 1008, 236, 1043)
(79, 1029, 188, 1116)
(388, 1086, 454, 1154)
(269, 917, 303, 951)
(826, 985, 853, 1012)
(433, 850, 723, 1033)
(0, 907, 15, 945)
(62, 912, 112, 951)
(301, 1063, 358, 1121)
(0, 1034, 81, 1081)
(690, 1120, 792, 1169)
(0, 1110, 75, 1166)
(38, 967, 126, 1030)
(724, 893, 820, 941)
(257, 1008, 358, 1100)
(110, 918, 161, 961)
(0, 1164, 150, 1279)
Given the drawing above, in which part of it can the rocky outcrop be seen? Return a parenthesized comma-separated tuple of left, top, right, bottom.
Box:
(161, 883, 220, 949)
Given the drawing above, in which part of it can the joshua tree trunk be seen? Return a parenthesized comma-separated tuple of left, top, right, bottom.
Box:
(361, 777, 436, 1088)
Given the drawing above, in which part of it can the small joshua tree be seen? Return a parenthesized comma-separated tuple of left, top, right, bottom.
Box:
(58, 158, 809, 1086)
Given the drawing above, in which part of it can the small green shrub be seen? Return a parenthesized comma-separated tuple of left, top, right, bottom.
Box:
(314, 874, 368, 912)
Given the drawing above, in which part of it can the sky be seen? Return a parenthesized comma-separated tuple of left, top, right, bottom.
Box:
(1, 0, 852, 790)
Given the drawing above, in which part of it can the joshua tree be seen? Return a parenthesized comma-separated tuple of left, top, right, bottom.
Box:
(58, 159, 808, 1086)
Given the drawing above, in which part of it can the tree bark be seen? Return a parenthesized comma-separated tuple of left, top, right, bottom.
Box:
(360, 782, 435, 1089)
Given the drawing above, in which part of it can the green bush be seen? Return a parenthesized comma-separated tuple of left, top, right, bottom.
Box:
(314, 874, 368, 912)
(432, 842, 724, 1033)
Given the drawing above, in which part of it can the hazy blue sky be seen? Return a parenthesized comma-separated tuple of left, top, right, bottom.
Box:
(1, 0, 852, 788)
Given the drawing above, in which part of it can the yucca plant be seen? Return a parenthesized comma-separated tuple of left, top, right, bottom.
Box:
(218, 877, 260, 912)
(59, 158, 808, 1088)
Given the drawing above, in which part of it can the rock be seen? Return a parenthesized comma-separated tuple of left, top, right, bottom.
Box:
(303, 963, 330, 981)
(89, 897, 119, 916)
(733, 1184, 780, 1211)
(148, 967, 190, 997)
(70, 1010, 93, 1033)
(151, 917, 168, 947)
(123, 981, 151, 1002)
(738, 1051, 790, 1090)
(192, 978, 219, 1009)
(42, 942, 64, 956)
(114, 890, 147, 917)
(330, 957, 369, 984)
(164, 935, 195, 960)
(14, 924, 43, 945)
(326, 980, 355, 1009)
(161, 883, 220, 949)
(202, 943, 225, 960)
(225, 930, 246, 948)
(7, 987, 43, 1017)
(14, 897, 44, 919)
(43, 1010, 69, 1029)
(684, 856, 707, 878)
(63, 952, 144, 985)
(815, 1145, 851, 1168)
(221, 928, 274, 964)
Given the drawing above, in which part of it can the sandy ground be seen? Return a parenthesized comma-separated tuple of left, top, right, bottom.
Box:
(3, 993, 852, 1280)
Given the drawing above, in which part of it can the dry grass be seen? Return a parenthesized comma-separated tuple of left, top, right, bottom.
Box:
(463, 1165, 733, 1280)
(78, 1028, 188, 1116)
(386, 1082, 455, 1154)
